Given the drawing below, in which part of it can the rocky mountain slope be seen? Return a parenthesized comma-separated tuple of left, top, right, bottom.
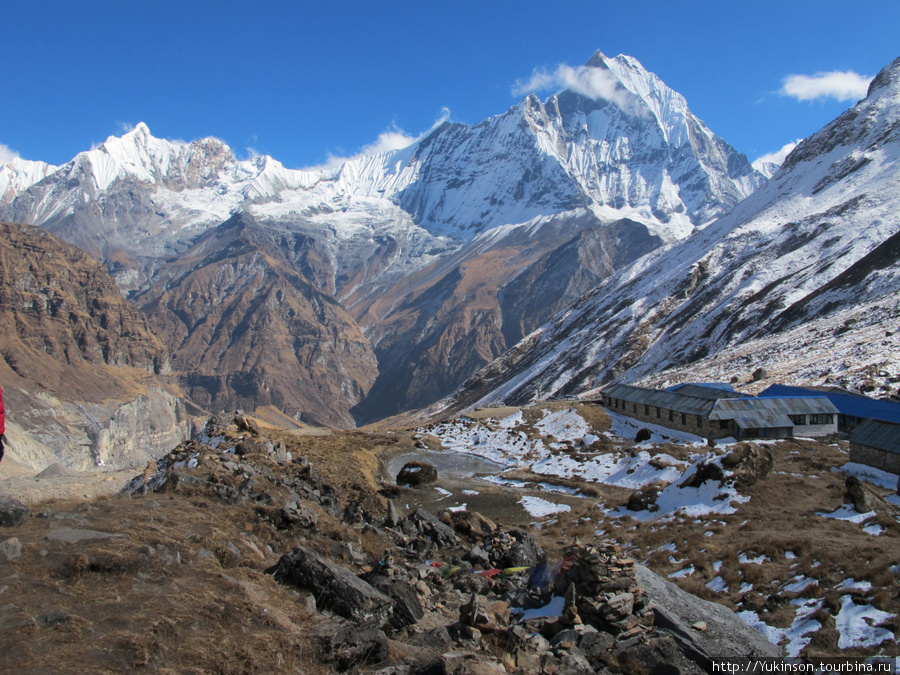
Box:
(0, 51, 767, 424)
(0, 221, 190, 469)
(137, 212, 378, 428)
(2, 403, 895, 671)
(435, 56, 900, 414)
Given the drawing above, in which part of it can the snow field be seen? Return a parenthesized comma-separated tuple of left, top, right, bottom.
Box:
(423, 406, 750, 522)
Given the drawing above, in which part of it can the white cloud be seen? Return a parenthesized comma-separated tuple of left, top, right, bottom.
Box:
(754, 139, 802, 167)
(512, 63, 644, 115)
(303, 108, 452, 172)
(779, 70, 872, 102)
(358, 128, 418, 156)
(0, 142, 20, 164)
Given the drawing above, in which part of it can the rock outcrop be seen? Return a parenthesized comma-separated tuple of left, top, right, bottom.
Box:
(138, 213, 378, 428)
(635, 563, 783, 660)
(0, 221, 190, 469)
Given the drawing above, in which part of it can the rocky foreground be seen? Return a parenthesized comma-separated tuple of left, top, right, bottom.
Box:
(0, 412, 788, 674)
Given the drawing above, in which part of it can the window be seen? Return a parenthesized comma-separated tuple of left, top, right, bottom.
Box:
(681, 413, 687, 425)
(810, 413, 834, 425)
(697, 416, 702, 428)
(656, 407, 661, 418)
(645, 405, 650, 416)
(719, 419, 729, 430)
(669, 410, 674, 421)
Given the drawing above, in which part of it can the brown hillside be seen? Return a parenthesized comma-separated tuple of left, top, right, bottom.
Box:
(0, 221, 170, 400)
(139, 214, 378, 428)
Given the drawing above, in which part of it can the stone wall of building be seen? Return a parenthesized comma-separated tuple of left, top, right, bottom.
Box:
(850, 443, 900, 475)
(602, 398, 735, 441)
(793, 421, 838, 437)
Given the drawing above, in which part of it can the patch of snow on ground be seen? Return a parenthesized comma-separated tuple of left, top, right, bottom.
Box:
(783, 576, 817, 593)
(518, 496, 571, 518)
(534, 450, 685, 490)
(835, 595, 896, 649)
(835, 579, 873, 592)
(817, 504, 876, 524)
(706, 576, 728, 592)
(605, 411, 706, 445)
(738, 597, 823, 657)
(739, 553, 768, 565)
(536, 408, 593, 445)
(614, 455, 749, 521)
(838, 463, 899, 490)
(864, 523, 884, 536)
(668, 566, 695, 579)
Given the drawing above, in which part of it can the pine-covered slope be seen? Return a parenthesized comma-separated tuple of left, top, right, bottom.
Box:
(436, 56, 900, 414)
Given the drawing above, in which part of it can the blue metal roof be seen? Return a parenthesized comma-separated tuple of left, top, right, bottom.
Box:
(665, 382, 738, 393)
(758, 385, 900, 425)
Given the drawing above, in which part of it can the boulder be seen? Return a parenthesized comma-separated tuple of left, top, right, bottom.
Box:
(450, 510, 497, 538)
(327, 626, 390, 671)
(0, 497, 29, 527)
(845, 475, 875, 513)
(634, 563, 782, 661)
(269, 545, 393, 628)
(396, 461, 439, 487)
(405, 508, 461, 549)
(721, 443, 773, 488)
(281, 498, 319, 528)
(0, 537, 22, 561)
(626, 484, 662, 512)
(486, 528, 543, 569)
(367, 576, 424, 629)
(679, 461, 725, 489)
(234, 415, 260, 435)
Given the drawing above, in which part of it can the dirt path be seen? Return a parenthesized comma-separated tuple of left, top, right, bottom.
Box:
(0, 456, 136, 506)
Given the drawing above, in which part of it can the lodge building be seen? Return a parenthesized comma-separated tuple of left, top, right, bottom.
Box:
(600, 383, 839, 440)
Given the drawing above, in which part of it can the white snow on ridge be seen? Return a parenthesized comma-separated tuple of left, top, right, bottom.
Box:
(462, 57, 900, 409)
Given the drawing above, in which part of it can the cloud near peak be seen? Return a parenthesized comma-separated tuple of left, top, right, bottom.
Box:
(755, 139, 803, 165)
(303, 108, 452, 172)
(0, 142, 21, 164)
(512, 63, 645, 116)
(779, 70, 872, 102)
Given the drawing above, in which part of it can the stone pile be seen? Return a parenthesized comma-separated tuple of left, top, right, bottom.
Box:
(561, 542, 654, 639)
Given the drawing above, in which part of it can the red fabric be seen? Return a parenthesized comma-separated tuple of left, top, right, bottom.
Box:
(0, 383, 4, 436)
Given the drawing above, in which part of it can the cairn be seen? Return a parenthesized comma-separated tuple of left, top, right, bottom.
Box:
(559, 541, 654, 639)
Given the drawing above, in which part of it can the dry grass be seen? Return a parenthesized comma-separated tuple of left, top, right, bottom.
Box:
(0, 492, 334, 674)
(519, 432, 900, 658)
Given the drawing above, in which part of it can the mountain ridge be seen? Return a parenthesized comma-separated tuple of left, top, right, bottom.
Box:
(429, 54, 900, 416)
(1, 50, 772, 424)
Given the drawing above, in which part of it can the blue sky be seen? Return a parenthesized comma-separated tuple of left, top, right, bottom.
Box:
(2, 1, 897, 170)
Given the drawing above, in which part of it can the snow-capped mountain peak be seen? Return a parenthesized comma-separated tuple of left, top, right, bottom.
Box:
(442, 54, 900, 412)
(81, 122, 236, 191)
(0, 157, 58, 204)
